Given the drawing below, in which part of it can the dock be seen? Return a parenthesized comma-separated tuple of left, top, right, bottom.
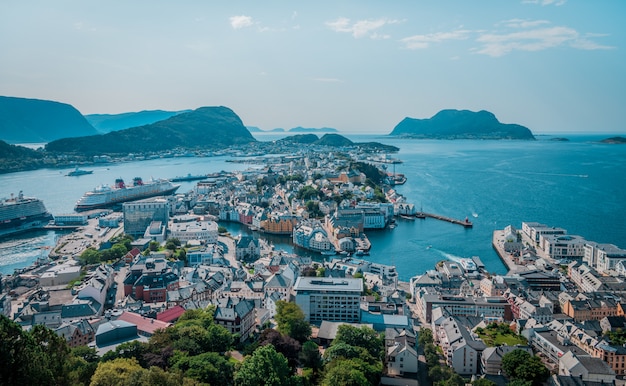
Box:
(416, 212, 473, 228)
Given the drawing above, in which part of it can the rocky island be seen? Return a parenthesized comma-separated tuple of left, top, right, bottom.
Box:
(389, 109, 536, 140)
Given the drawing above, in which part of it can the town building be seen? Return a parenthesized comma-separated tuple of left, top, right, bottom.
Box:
(293, 277, 363, 324)
(123, 197, 170, 237)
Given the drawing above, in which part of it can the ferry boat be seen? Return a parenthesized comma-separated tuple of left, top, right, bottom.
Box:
(67, 167, 93, 176)
(75, 177, 180, 211)
(0, 191, 53, 237)
(171, 173, 208, 182)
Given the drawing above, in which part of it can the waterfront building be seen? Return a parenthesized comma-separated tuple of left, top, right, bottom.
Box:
(539, 234, 586, 261)
(169, 220, 218, 244)
(522, 222, 567, 246)
(98, 212, 122, 228)
(293, 277, 363, 324)
(583, 242, 626, 275)
(292, 220, 334, 253)
(123, 197, 170, 238)
(53, 213, 88, 226)
(235, 236, 260, 260)
(260, 212, 298, 234)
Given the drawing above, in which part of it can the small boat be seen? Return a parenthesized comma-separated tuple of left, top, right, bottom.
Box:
(389, 224, 396, 229)
(67, 167, 93, 176)
(171, 173, 207, 182)
(400, 214, 415, 220)
(320, 250, 336, 256)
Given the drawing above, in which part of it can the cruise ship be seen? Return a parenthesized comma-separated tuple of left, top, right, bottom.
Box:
(74, 177, 180, 211)
(0, 192, 53, 237)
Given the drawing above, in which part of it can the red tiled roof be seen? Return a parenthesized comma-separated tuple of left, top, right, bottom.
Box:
(117, 311, 171, 335)
(157, 305, 186, 323)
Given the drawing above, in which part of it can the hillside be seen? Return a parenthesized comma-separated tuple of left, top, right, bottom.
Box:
(389, 109, 535, 140)
(600, 136, 626, 144)
(0, 96, 98, 143)
(277, 133, 398, 152)
(0, 140, 47, 173)
(45, 106, 256, 155)
(85, 110, 190, 133)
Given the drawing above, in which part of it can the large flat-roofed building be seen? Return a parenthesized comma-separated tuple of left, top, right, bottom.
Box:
(123, 197, 170, 237)
(294, 277, 363, 324)
(169, 220, 218, 244)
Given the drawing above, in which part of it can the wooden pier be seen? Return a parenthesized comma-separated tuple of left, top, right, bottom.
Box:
(416, 212, 473, 228)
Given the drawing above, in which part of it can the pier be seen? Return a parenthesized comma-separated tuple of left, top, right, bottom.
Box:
(416, 212, 473, 228)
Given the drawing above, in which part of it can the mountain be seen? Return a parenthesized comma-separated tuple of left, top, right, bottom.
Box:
(289, 126, 338, 133)
(246, 126, 263, 133)
(85, 110, 190, 133)
(45, 106, 256, 155)
(315, 133, 353, 146)
(389, 109, 535, 140)
(0, 96, 98, 143)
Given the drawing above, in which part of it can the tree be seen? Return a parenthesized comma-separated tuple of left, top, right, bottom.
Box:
(332, 324, 384, 360)
(418, 327, 434, 347)
(149, 241, 160, 251)
(234, 344, 292, 386)
(90, 357, 144, 386)
(501, 349, 549, 386)
(30, 324, 71, 383)
(323, 342, 372, 364)
(259, 328, 301, 369)
(79, 248, 102, 265)
(171, 351, 234, 385)
(300, 340, 322, 370)
(321, 359, 369, 386)
(165, 238, 181, 251)
(275, 301, 311, 343)
(472, 378, 497, 386)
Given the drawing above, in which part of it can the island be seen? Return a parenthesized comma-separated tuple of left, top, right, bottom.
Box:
(600, 136, 626, 144)
(389, 109, 536, 140)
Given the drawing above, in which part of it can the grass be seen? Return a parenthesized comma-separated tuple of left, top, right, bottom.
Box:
(476, 324, 527, 347)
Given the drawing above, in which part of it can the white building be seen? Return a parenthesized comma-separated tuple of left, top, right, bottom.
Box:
(583, 242, 626, 275)
(169, 220, 218, 244)
(39, 260, 82, 287)
(294, 277, 363, 324)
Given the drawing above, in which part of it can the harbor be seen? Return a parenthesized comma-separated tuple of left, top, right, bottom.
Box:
(414, 212, 473, 228)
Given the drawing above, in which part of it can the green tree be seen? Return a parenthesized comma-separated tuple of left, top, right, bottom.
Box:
(321, 359, 369, 386)
(89, 357, 144, 386)
(149, 241, 160, 251)
(501, 349, 549, 386)
(234, 344, 292, 386)
(300, 340, 322, 370)
(79, 247, 102, 265)
(171, 351, 234, 385)
(275, 301, 311, 343)
(332, 324, 384, 360)
(30, 324, 71, 383)
(165, 238, 181, 251)
(472, 378, 497, 386)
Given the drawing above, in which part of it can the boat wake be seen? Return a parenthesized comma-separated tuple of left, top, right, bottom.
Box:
(433, 248, 463, 264)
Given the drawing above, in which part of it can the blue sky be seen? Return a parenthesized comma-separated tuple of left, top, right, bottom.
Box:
(1, 1, 624, 133)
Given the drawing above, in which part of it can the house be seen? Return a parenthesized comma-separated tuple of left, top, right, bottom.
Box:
(235, 236, 260, 261)
(558, 351, 616, 384)
(386, 340, 419, 376)
(481, 345, 533, 375)
(55, 319, 96, 348)
(213, 297, 256, 343)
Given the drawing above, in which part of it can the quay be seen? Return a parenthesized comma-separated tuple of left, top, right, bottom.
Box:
(491, 229, 524, 274)
(416, 212, 473, 228)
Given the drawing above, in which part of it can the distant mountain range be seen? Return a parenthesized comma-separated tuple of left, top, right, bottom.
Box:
(85, 110, 191, 133)
(46, 106, 256, 155)
(0, 96, 99, 143)
(389, 109, 535, 140)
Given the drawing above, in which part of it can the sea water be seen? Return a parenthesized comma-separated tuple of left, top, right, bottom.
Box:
(1, 134, 625, 280)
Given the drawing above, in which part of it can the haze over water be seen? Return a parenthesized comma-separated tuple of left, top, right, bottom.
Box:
(1, 133, 625, 280)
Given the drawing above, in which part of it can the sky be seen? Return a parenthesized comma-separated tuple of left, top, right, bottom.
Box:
(1, 1, 624, 134)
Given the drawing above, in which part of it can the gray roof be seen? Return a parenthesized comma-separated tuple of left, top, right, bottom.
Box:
(294, 277, 363, 292)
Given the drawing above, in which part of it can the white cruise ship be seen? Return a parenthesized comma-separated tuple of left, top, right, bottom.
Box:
(75, 177, 180, 211)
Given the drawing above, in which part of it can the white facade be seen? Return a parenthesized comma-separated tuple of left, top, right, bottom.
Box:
(169, 220, 218, 244)
(294, 277, 363, 324)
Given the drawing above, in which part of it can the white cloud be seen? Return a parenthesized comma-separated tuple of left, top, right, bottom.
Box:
(326, 17, 402, 39)
(400, 29, 471, 50)
(499, 19, 550, 29)
(230, 15, 253, 30)
(475, 24, 614, 56)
